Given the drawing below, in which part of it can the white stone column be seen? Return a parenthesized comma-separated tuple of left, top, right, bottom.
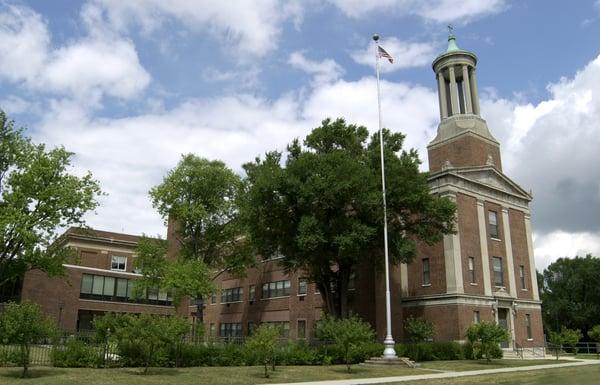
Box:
(443, 193, 464, 294)
(524, 213, 540, 300)
(502, 208, 517, 297)
(477, 200, 492, 296)
(510, 309, 516, 347)
(448, 66, 459, 116)
(470, 67, 480, 115)
(437, 72, 448, 119)
(462, 65, 473, 114)
(400, 263, 408, 296)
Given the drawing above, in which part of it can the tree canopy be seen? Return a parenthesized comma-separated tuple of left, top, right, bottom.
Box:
(0, 111, 101, 286)
(539, 254, 600, 337)
(241, 118, 456, 317)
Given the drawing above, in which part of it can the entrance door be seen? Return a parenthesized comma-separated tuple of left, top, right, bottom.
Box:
(497, 308, 509, 348)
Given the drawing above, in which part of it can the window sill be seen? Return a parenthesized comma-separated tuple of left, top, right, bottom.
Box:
(422, 284, 431, 287)
(490, 237, 502, 242)
(469, 283, 478, 286)
(527, 338, 533, 341)
(260, 295, 290, 301)
(297, 293, 307, 297)
(494, 285, 506, 289)
(220, 301, 243, 305)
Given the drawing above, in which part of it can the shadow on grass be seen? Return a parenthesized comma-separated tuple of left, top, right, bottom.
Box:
(124, 367, 182, 376)
(0, 367, 66, 379)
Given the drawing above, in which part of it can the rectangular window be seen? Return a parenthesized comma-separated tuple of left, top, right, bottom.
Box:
(248, 322, 255, 336)
(468, 257, 476, 284)
(111, 255, 127, 271)
(210, 323, 215, 337)
(298, 278, 308, 295)
(147, 287, 159, 301)
(220, 322, 242, 338)
(264, 321, 290, 338)
(221, 287, 243, 303)
(519, 265, 526, 289)
(493, 256, 504, 286)
(422, 258, 430, 286)
(488, 211, 499, 238)
(297, 320, 306, 339)
(211, 293, 216, 304)
(116, 278, 128, 297)
(473, 310, 480, 323)
(249, 285, 255, 301)
(348, 272, 356, 291)
(262, 280, 291, 299)
(526, 314, 532, 339)
(80, 274, 93, 294)
(127, 280, 136, 299)
(158, 288, 168, 301)
(103, 276, 115, 296)
(92, 275, 104, 295)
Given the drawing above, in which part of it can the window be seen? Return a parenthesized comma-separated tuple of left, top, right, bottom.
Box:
(519, 265, 526, 289)
(249, 285, 255, 301)
(209, 323, 216, 337)
(248, 322, 256, 336)
(80, 274, 93, 294)
(79, 273, 172, 306)
(492, 257, 504, 286)
(220, 322, 242, 338)
(348, 272, 356, 291)
(488, 211, 499, 238)
(103, 276, 115, 296)
(526, 314, 532, 340)
(211, 293, 216, 304)
(262, 280, 291, 299)
(473, 310, 480, 324)
(298, 278, 308, 295)
(111, 255, 127, 271)
(116, 278, 128, 297)
(422, 258, 430, 286)
(468, 257, 476, 284)
(221, 287, 243, 303)
(264, 321, 290, 338)
(297, 320, 306, 339)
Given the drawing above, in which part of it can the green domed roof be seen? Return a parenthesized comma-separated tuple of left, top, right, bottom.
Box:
(446, 33, 460, 52)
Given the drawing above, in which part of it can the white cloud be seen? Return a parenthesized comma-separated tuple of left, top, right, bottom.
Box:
(533, 231, 600, 271)
(288, 52, 344, 86)
(329, 0, 506, 23)
(351, 37, 437, 72)
(0, 95, 31, 115)
(0, 3, 150, 104)
(84, 0, 304, 58)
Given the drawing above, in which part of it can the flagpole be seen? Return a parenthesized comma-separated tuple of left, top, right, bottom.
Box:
(373, 33, 397, 359)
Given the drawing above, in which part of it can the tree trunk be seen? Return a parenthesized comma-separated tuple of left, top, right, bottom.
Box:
(21, 344, 29, 378)
(339, 268, 350, 319)
(264, 361, 269, 378)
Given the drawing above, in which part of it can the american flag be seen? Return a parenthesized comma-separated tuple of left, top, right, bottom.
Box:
(378, 46, 394, 64)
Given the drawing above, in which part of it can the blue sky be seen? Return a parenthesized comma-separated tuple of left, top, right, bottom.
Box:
(2, 0, 600, 269)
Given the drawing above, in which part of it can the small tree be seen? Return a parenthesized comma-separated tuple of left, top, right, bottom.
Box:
(245, 324, 280, 378)
(111, 314, 189, 374)
(316, 314, 375, 372)
(465, 321, 510, 362)
(0, 302, 56, 377)
(589, 325, 600, 356)
(404, 316, 435, 343)
(549, 327, 582, 359)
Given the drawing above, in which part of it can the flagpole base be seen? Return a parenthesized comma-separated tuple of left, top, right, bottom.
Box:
(382, 335, 397, 359)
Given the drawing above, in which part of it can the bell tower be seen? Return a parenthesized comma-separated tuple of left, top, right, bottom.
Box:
(428, 30, 502, 172)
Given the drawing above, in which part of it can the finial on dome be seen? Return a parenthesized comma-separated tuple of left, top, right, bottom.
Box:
(446, 24, 460, 52)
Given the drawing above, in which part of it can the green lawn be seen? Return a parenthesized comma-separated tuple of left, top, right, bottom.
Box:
(383, 365, 600, 385)
(0, 361, 594, 385)
(420, 359, 568, 372)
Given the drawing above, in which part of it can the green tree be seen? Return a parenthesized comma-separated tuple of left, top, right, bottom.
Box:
(316, 314, 375, 372)
(144, 155, 254, 303)
(109, 313, 189, 374)
(549, 327, 583, 359)
(465, 321, 510, 362)
(589, 325, 600, 344)
(404, 316, 435, 343)
(0, 301, 56, 377)
(241, 118, 456, 318)
(245, 324, 281, 378)
(0, 112, 102, 286)
(540, 255, 600, 337)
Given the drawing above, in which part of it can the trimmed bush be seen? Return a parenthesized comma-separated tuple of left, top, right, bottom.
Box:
(402, 342, 464, 362)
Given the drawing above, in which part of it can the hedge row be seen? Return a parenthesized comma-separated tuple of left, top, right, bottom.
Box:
(49, 340, 502, 368)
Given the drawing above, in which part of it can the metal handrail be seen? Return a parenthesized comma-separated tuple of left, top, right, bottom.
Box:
(513, 340, 524, 359)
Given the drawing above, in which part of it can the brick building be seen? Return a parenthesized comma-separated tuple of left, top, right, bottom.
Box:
(18, 228, 185, 331)
(197, 34, 544, 348)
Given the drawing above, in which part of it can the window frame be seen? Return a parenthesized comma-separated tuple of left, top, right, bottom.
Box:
(519, 265, 527, 290)
(492, 256, 504, 287)
(488, 211, 499, 239)
(110, 255, 127, 271)
(526, 314, 532, 340)
(468, 256, 476, 284)
(298, 278, 308, 296)
(261, 280, 291, 299)
(422, 258, 431, 286)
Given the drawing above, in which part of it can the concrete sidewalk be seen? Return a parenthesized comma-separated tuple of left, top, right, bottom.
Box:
(264, 359, 600, 385)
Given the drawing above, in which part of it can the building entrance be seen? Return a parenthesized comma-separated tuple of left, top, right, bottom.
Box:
(498, 308, 509, 348)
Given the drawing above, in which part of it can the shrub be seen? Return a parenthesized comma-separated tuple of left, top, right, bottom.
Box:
(245, 325, 280, 378)
(404, 316, 435, 343)
(589, 325, 600, 344)
(465, 322, 509, 362)
(51, 339, 103, 368)
(549, 327, 583, 359)
(279, 340, 320, 365)
(315, 315, 375, 372)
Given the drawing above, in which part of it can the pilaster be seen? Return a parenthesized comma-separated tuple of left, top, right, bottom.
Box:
(524, 213, 540, 301)
(443, 193, 464, 294)
(502, 207, 517, 297)
(476, 200, 492, 296)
